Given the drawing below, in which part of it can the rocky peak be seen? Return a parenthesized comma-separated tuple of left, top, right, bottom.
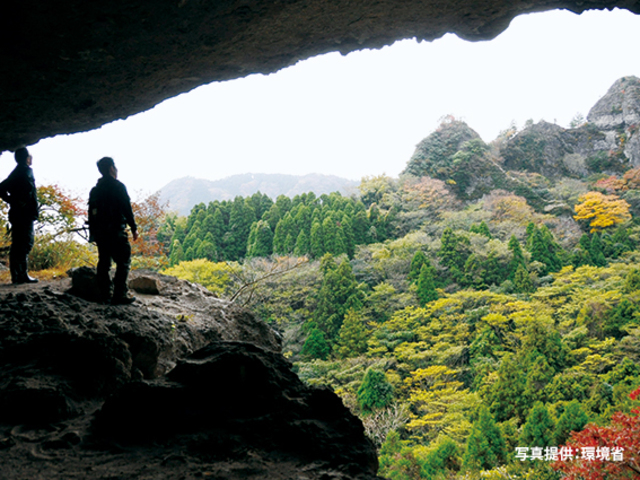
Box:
(588, 76, 640, 130)
(587, 76, 640, 167)
(497, 77, 640, 180)
(403, 119, 482, 178)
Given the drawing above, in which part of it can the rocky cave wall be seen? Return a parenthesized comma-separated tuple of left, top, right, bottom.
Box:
(1, 0, 639, 153)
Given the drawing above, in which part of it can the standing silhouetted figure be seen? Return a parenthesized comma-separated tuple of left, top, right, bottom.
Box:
(88, 157, 138, 304)
(0, 147, 39, 284)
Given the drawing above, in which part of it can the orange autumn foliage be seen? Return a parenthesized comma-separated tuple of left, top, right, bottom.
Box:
(131, 192, 169, 258)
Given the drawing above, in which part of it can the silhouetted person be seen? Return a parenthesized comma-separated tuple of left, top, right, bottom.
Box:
(0, 147, 39, 284)
(88, 157, 138, 304)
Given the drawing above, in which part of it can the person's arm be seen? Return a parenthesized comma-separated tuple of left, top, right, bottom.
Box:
(120, 183, 138, 240)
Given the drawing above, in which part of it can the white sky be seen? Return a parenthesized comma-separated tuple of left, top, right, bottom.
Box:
(1, 8, 640, 201)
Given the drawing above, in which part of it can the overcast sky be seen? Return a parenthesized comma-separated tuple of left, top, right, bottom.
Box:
(2, 8, 640, 201)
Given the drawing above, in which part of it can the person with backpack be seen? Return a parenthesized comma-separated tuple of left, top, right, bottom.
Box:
(88, 157, 138, 304)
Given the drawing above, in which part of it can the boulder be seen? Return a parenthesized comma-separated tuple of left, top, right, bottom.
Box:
(0, 279, 377, 479)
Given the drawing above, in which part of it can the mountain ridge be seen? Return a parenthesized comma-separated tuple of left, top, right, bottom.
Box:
(158, 173, 359, 216)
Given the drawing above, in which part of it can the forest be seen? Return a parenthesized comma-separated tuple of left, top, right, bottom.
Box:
(2, 77, 640, 479)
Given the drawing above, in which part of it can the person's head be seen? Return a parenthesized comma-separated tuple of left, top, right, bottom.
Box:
(14, 147, 31, 165)
(97, 157, 117, 178)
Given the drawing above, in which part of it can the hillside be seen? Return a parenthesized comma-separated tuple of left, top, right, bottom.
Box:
(158, 173, 359, 215)
(155, 76, 640, 479)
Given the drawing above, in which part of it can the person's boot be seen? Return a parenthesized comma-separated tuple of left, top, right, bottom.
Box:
(11, 261, 27, 284)
(112, 281, 135, 304)
(19, 259, 38, 283)
(111, 290, 135, 305)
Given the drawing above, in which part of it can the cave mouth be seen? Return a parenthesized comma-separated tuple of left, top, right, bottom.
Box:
(1, 8, 638, 198)
(1, 1, 639, 156)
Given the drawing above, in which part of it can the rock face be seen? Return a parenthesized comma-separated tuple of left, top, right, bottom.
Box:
(500, 121, 620, 178)
(500, 77, 640, 178)
(588, 76, 640, 167)
(0, 275, 379, 479)
(1, 1, 639, 152)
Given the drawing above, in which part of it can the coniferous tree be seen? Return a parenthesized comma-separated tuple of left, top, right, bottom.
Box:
(314, 256, 363, 341)
(309, 221, 324, 258)
(439, 227, 471, 284)
(462, 406, 506, 471)
(247, 192, 273, 221)
(484, 250, 503, 286)
(521, 321, 566, 371)
(226, 196, 255, 260)
(341, 214, 356, 258)
(611, 225, 633, 257)
(169, 240, 184, 266)
(191, 238, 202, 259)
(352, 208, 370, 245)
(589, 232, 607, 267)
(356, 368, 394, 412)
(294, 229, 309, 256)
(417, 263, 438, 306)
(322, 216, 346, 256)
(171, 222, 186, 245)
(273, 212, 296, 255)
(186, 203, 206, 232)
(301, 327, 331, 360)
(284, 233, 296, 254)
(293, 204, 312, 237)
(408, 250, 428, 284)
(525, 221, 536, 245)
(523, 355, 554, 405)
(201, 212, 216, 236)
(528, 225, 562, 275)
(488, 353, 527, 422)
(513, 264, 534, 293)
(607, 298, 639, 338)
(211, 208, 226, 243)
(520, 402, 555, 448)
(246, 220, 273, 258)
(196, 232, 217, 260)
(573, 233, 593, 267)
(501, 420, 519, 455)
(261, 203, 282, 231)
(463, 253, 486, 289)
(182, 229, 198, 257)
(470, 220, 492, 239)
(554, 400, 589, 445)
(507, 235, 526, 279)
(334, 308, 368, 359)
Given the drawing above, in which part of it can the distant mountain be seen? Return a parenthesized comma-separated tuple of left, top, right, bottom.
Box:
(158, 173, 359, 215)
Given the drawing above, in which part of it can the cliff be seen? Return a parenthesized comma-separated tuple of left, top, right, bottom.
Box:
(0, 271, 380, 479)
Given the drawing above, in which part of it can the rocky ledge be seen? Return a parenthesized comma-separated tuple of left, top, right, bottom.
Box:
(0, 270, 379, 479)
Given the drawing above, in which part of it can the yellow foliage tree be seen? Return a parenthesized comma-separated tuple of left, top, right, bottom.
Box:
(162, 259, 235, 295)
(404, 365, 477, 442)
(573, 191, 631, 232)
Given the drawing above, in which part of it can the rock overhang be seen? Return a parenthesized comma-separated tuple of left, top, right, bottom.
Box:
(1, 0, 639, 153)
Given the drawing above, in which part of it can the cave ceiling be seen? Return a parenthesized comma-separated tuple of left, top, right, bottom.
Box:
(1, 0, 639, 153)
